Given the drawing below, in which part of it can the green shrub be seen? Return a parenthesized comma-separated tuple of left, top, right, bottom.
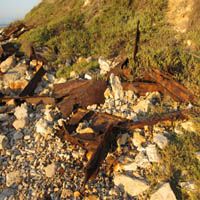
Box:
(56, 60, 99, 79)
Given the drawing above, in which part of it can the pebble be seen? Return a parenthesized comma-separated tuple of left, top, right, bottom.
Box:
(74, 191, 81, 198)
(13, 132, 23, 141)
(6, 170, 21, 186)
(0, 113, 9, 121)
(0, 134, 8, 150)
(132, 132, 146, 147)
(35, 118, 51, 137)
(14, 103, 28, 120)
(13, 119, 27, 130)
(61, 188, 73, 198)
(44, 163, 56, 178)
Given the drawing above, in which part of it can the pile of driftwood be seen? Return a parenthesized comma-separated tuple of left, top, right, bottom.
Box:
(0, 55, 197, 188)
(0, 22, 30, 42)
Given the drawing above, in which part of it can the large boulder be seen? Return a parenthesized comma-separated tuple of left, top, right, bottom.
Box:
(150, 183, 177, 200)
(0, 55, 16, 73)
(114, 174, 149, 196)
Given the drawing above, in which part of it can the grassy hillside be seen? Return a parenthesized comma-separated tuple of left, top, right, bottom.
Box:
(19, 0, 200, 87)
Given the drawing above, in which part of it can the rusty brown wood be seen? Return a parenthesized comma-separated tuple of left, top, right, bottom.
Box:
(53, 80, 89, 99)
(19, 66, 46, 97)
(56, 80, 107, 116)
(58, 108, 189, 185)
(146, 68, 196, 103)
(0, 23, 29, 42)
(0, 96, 55, 105)
(84, 124, 116, 185)
(120, 109, 188, 131)
(122, 82, 164, 96)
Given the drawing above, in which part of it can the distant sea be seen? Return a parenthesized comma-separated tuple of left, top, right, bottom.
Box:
(0, 24, 8, 28)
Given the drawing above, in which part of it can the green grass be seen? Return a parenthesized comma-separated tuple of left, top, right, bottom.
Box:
(146, 129, 200, 199)
(56, 60, 99, 79)
(20, 0, 200, 89)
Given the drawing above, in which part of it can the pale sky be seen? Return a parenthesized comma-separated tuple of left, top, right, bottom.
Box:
(0, 0, 41, 24)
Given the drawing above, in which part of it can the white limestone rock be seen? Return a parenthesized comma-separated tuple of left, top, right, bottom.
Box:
(14, 103, 28, 120)
(134, 151, 151, 168)
(98, 57, 112, 75)
(84, 74, 92, 80)
(150, 183, 176, 200)
(0, 55, 16, 73)
(114, 174, 149, 196)
(6, 171, 22, 186)
(132, 132, 146, 148)
(13, 119, 27, 130)
(110, 74, 124, 100)
(146, 144, 160, 163)
(36, 118, 47, 133)
(44, 163, 56, 178)
(0, 134, 8, 150)
(132, 99, 151, 113)
(153, 134, 168, 149)
(181, 121, 197, 133)
(122, 162, 137, 171)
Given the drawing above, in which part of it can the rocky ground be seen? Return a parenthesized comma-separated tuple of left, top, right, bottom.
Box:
(0, 30, 199, 200)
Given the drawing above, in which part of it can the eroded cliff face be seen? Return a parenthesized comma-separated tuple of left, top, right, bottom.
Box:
(167, 0, 194, 33)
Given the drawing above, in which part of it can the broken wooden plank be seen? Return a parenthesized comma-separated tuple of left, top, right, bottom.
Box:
(0, 23, 29, 42)
(53, 80, 89, 99)
(120, 109, 189, 131)
(55, 80, 107, 116)
(58, 108, 189, 185)
(122, 82, 164, 96)
(19, 66, 46, 97)
(145, 68, 196, 103)
(0, 96, 55, 105)
(84, 124, 116, 185)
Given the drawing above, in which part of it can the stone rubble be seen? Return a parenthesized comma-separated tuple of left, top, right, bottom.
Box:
(0, 46, 198, 199)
